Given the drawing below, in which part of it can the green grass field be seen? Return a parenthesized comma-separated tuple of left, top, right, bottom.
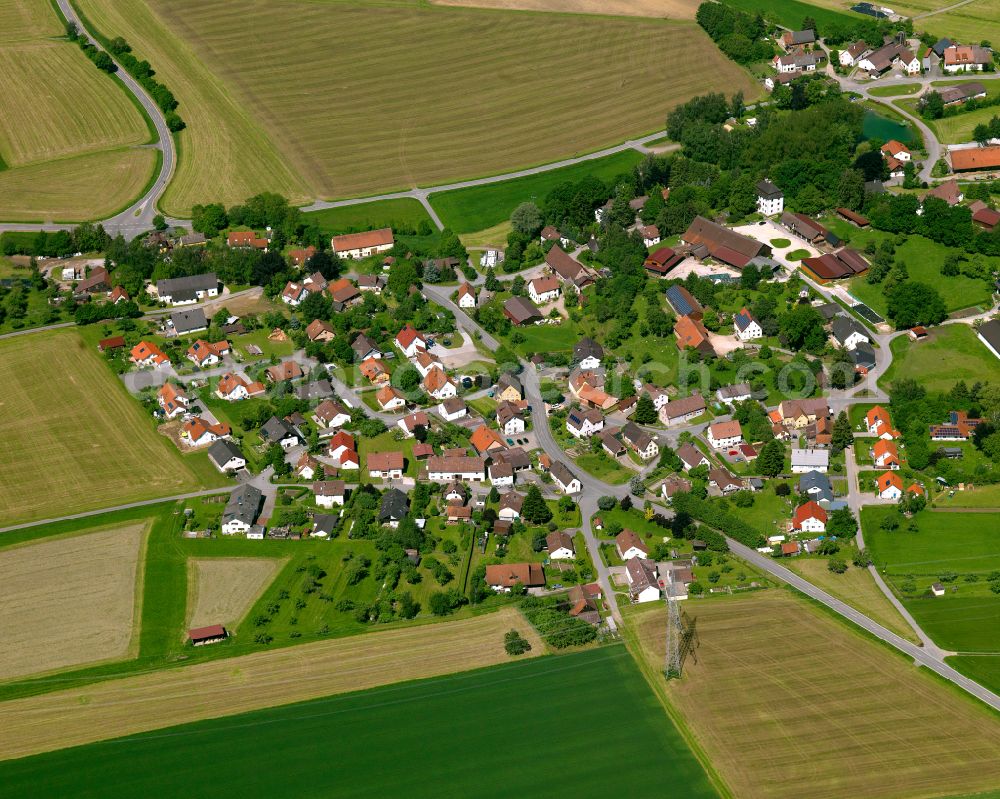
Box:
(0, 331, 227, 526)
(879, 324, 1000, 393)
(818, 215, 997, 316)
(867, 83, 921, 98)
(80, 0, 754, 215)
(0, 647, 719, 798)
(0, 0, 157, 220)
(430, 149, 645, 233)
(302, 198, 432, 236)
(864, 506, 1000, 656)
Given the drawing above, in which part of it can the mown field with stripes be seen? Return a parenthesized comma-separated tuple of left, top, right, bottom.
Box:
(0, 0, 156, 220)
(77, 0, 758, 214)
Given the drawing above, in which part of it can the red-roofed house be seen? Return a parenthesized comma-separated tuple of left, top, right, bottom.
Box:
(395, 324, 427, 358)
(792, 501, 827, 533)
(872, 439, 901, 469)
(876, 471, 903, 499)
(130, 341, 170, 367)
(187, 339, 231, 367)
(158, 382, 189, 418)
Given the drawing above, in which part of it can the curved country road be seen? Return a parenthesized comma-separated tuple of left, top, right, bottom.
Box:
(54, 0, 180, 236)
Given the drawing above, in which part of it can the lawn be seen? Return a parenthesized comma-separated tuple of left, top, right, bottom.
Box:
(0, 0, 157, 220)
(867, 83, 921, 97)
(922, 78, 1000, 144)
(820, 216, 997, 316)
(510, 320, 580, 355)
(879, 324, 1000, 394)
(0, 647, 719, 797)
(628, 591, 1000, 799)
(0, 331, 227, 526)
(79, 0, 755, 215)
(430, 149, 645, 233)
(301, 198, 432, 236)
(720, 0, 857, 31)
(576, 452, 634, 484)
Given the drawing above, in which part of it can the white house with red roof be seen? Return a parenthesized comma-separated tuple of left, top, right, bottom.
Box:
(130, 341, 170, 368)
(456, 283, 476, 309)
(528, 276, 561, 304)
(158, 382, 189, 418)
(281, 281, 310, 306)
(395, 324, 427, 358)
(791, 501, 827, 533)
(865, 405, 899, 439)
(876, 471, 903, 500)
(187, 339, 231, 367)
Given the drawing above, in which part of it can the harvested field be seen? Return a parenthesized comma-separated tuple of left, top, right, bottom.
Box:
(785, 557, 919, 644)
(78, 0, 755, 213)
(0, 0, 61, 42)
(630, 592, 1000, 799)
(0, 148, 158, 221)
(0, 331, 212, 526)
(0, 524, 147, 682)
(186, 558, 284, 630)
(75, 0, 307, 215)
(0, 607, 543, 761)
(0, 43, 149, 167)
(433, 0, 700, 19)
(0, 0, 157, 220)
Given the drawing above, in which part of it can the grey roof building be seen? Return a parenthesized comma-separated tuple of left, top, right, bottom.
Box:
(156, 272, 218, 303)
(170, 307, 208, 335)
(260, 416, 300, 446)
(832, 315, 870, 347)
(223, 484, 262, 529)
(207, 439, 246, 471)
(573, 336, 604, 364)
(379, 488, 409, 523)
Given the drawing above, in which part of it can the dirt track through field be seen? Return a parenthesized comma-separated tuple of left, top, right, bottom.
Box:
(632, 592, 1000, 799)
(0, 608, 543, 761)
(0, 524, 147, 682)
(186, 557, 285, 630)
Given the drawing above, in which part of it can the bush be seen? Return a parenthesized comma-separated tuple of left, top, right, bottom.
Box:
(504, 629, 532, 656)
(828, 557, 848, 574)
(597, 495, 617, 511)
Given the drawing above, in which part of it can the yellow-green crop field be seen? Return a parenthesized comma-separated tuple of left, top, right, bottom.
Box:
(0, 331, 224, 527)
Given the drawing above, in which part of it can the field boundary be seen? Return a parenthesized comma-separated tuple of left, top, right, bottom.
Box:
(0, 606, 544, 761)
(621, 607, 734, 799)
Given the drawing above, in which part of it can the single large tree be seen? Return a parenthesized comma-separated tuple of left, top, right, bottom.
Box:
(756, 440, 784, 477)
(510, 202, 543, 237)
(633, 393, 658, 424)
(521, 484, 552, 524)
(831, 410, 854, 454)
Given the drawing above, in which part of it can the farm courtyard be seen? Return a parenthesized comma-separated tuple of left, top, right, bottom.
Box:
(77, 0, 758, 213)
(0, 331, 220, 526)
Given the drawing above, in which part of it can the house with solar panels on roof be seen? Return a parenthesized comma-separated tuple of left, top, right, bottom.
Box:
(733, 307, 763, 341)
(665, 284, 704, 319)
